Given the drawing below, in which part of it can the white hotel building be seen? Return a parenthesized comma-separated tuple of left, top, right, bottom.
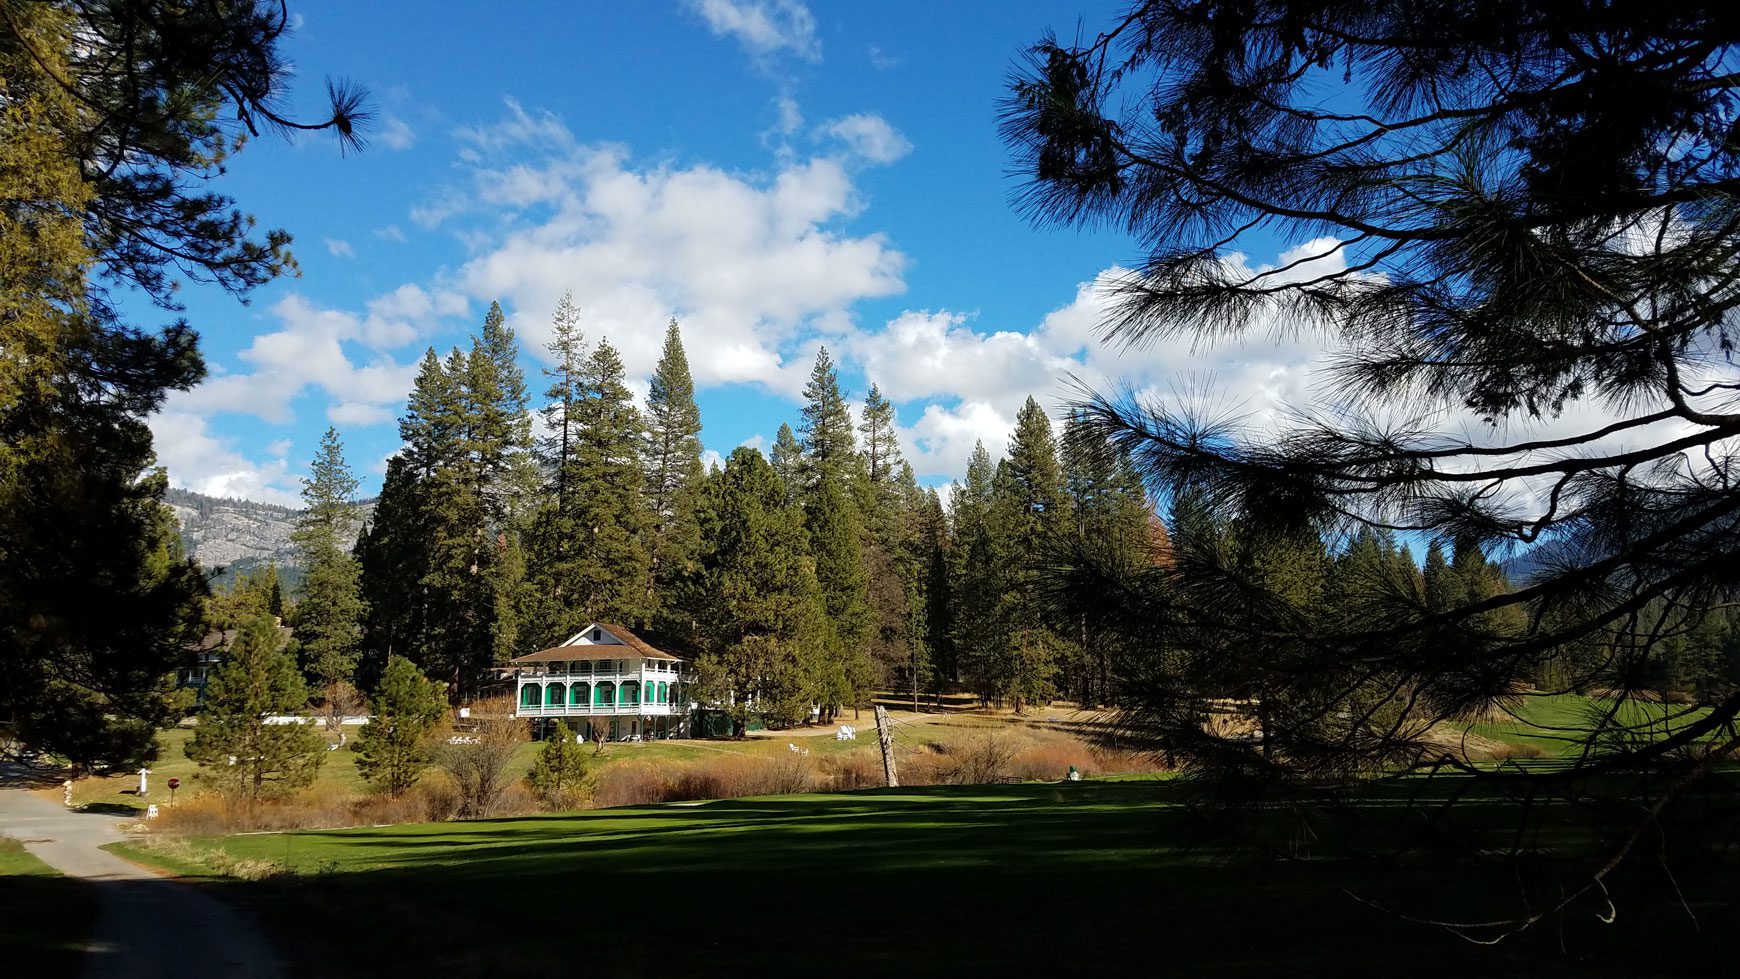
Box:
(510, 622, 693, 741)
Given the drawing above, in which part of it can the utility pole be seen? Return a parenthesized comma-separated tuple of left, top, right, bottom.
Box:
(874, 705, 899, 788)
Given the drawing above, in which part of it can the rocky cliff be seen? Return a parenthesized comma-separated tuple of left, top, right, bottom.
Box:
(164, 487, 371, 585)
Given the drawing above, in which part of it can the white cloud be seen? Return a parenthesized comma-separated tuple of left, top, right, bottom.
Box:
(170, 292, 449, 426)
(822, 113, 912, 165)
(774, 95, 803, 136)
(687, 0, 820, 63)
(149, 411, 302, 506)
(867, 45, 897, 70)
(375, 225, 408, 242)
(377, 115, 417, 151)
(324, 237, 355, 258)
(432, 105, 905, 401)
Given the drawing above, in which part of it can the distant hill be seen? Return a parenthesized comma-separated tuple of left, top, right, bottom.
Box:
(163, 487, 372, 588)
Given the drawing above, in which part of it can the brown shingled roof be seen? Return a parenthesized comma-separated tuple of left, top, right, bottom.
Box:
(510, 623, 682, 664)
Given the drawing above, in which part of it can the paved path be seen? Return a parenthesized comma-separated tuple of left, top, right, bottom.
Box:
(0, 785, 282, 978)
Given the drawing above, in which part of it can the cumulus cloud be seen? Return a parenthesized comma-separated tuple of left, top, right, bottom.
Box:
(822, 113, 912, 165)
(377, 115, 417, 151)
(687, 0, 820, 63)
(149, 411, 302, 506)
(169, 289, 461, 427)
(426, 103, 905, 400)
(843, 244, 1354, 481)
(324, 237, 355, 258)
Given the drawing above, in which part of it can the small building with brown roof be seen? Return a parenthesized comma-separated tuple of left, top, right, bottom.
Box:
(510, 623, 693, 741)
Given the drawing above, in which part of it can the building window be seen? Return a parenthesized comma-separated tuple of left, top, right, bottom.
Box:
(621, 681, 640, 705)
(595, 682, 615, 707)
(545, 683, 565, 707)
(570, 683, 589, 706)
(658, 681, 668, 704)
(520, 685, 540, 708)
(592, 628, 602, 641)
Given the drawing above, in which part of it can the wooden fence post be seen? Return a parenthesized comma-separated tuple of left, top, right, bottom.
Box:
(874, 705, 899, 788)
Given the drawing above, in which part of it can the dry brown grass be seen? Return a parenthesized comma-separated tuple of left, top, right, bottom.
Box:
(593, 752, 818, 807)
(148, 775, 505, 834)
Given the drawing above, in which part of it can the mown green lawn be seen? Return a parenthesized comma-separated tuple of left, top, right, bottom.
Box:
(0, 839, 94, 973)
(1469, 693, 1715, 759)
(110, 778, 1735, 977)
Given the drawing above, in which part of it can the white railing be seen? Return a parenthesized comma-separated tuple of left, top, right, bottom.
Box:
(515, 702, 681, 717)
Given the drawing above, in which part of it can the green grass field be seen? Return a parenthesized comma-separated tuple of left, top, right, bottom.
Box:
(109, 777, 1735, 977)
(1468, 693, 1715, 759)
(0, 839, 94, 973)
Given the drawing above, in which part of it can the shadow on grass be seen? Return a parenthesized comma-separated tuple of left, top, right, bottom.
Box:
(0, 870, 96, 974)
(117, 779, 1739, 979)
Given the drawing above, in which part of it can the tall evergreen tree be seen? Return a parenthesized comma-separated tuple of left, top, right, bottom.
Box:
(641, 320, 706, 613)
(859, 383, 902, 489)
(987, 399, 1072, 711)
(805, 474, 875, 719)
(539, 292, 587, 508)
(354, 454, 430, 687)
(0, 1, 359, 770)
(533, 339, 653, 633)
(465, 302, 536, 522)
(1058, 414, 1157, 704)
(291, 428, 367, 688)
(692, 448, 830, 733)
(185, 614, 323, 802)
(770, 423, 803, 502)
(950, 442, 1005, 701)
(857, 385, 919, 691)
(359, 308, 533, 697)
(797, 347, 860, 488)
(915, 486, 954, 702)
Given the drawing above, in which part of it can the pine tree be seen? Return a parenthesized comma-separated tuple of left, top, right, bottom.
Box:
(465, 302, 536, 522)
(857, 386, 919, 692)
(987, 399, 1072, 712)
(526, 721, 590, 809)
(185, 615, 323, 802)
(859, 383, 902, 489)
(1058, 414, 1157, 704)
(950, 442, 1004, 701)
(291, 428, 367, 688)
(360, 308, 533, 697)
(642, 320, 706, 613)
(805, 474, 875, 719)
(770, 423, 803, 502)
(692, 448, 830, 733)
(798, 347, 860, 488)
(207, 566, 274, 630)
(797, 349, 876, 717)
(531, 339, 653, 636)
(540, 292, 587, 508)
(915, 486, 954, 703)
(354, 655, 448, 797)
(354, 454, 430, 688)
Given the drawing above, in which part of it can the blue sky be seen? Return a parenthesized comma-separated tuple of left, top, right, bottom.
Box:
(148, 0, 1327, 505)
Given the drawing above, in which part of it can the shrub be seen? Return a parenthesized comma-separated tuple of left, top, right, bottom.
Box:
(817, 752, 883, 790)
(436, 708, 525, 819)
(591, 753, 818, 808)
(526, 721, 590, 810)
(947, 733, 1025, 785)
